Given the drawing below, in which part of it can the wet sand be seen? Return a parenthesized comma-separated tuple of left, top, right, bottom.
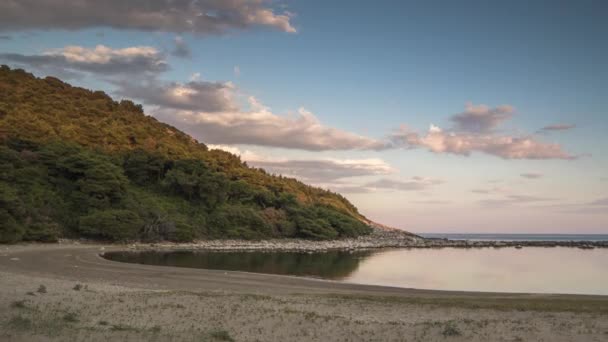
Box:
(1, 243, 607, 341)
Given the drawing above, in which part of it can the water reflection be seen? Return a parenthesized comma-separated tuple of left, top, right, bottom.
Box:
(104, 247, 608, 295)
(106, 250, 373, 280)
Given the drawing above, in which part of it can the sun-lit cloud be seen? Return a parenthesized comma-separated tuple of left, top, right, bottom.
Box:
(0, 0, 296, 34)
(389, 103, 577, 160)
(391, 124, 575, 160)
(206, 145, 440, 195)
(0, 45, 167, 76)
(207, 144, 395, 183)
(365, 177, 443, 191)
(327, 177, 443, 194)
(153, 96, 387, 151)
(116, 79, 237, 113)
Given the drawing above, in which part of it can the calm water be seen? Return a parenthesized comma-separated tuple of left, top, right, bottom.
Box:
(104, 247, 608, 295)
(419, 233, 608, 241)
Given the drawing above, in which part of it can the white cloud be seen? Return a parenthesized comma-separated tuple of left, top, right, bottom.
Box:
(0, 0, 296, 34)
(117, 79, 237, 113)
(328, 177, 443, 194)
(1, 45, 167, 76)
(154, 96, 387, 151)
(208, 144, 395, 183)
(391, 124, 575, 160)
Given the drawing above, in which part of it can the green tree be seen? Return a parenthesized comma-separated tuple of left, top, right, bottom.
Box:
(78, 210, 143, 241)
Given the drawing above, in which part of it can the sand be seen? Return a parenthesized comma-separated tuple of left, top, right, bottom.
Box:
(1, 243, 607, 341)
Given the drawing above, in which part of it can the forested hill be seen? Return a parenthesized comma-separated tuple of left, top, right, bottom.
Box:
(0, 66, 372, 243)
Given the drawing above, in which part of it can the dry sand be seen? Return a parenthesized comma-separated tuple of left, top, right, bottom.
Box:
(1, 243, 607, 341)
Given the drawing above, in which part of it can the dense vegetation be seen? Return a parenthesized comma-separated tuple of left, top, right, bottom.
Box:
(0, 66, 371, 243)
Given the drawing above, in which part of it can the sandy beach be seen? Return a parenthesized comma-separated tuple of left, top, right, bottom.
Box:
(1, 243, 607, 341)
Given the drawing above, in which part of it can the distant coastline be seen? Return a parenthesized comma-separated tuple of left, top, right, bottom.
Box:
(108, 225, 608, 252)
(418, 233, 608, 242)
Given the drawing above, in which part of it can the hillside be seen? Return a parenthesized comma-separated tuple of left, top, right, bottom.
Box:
(0, 65, 372, 243)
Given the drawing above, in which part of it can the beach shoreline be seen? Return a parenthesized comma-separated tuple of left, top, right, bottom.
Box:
(1, 243, 607, 341)
(101, 225, 608, 252)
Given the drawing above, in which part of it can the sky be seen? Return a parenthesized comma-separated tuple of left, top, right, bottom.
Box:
(1, 0, 606, 233)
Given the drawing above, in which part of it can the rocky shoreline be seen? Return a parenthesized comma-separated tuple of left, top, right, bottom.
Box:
(120, 225, 608, 252)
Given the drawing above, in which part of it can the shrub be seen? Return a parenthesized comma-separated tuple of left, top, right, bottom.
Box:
(0, 210, 25, 243)
(78, 210, 143, 241)
(208, 205, 272, 239)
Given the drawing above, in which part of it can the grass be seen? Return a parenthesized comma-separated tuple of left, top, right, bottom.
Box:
(63, 312, 79, 323)
(441, 322, 462, 337)
(209, 329, 235, 341)
(10, 300, 27, 309)
(37, 285, 47, 294)
(6, 315, 33, 331)
(110, 324, 140, 332)
(321, 293, 608, 314)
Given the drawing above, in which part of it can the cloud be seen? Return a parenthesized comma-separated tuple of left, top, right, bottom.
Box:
(539, 123, 576, 132)
(234, 66, 241, 77)
(472, 185, 557, 207)
(116, 79, 237, 113)
(153, 96, 387, 151)
(0, 35, 11, 40)
(365, 177, 443, 191)
(208, 144, 396, 183)
(0, 45, 167, 76)
(391, 124, 575, 160)
(250, 158, 396, 182)
(471, 186, 509, 195)
(207, 145, 439, 195)
(478, 194, 557, 207)
(330, 177, 443, 194)
(412, 200, 452, 205)
(449, 102, 514, 133)
(588, 197, 608, 206)
(0, 0, 296, 34)
(171, 36, 191, 58)
(388, 102, 578, 160)
(520, 172, 543, 179)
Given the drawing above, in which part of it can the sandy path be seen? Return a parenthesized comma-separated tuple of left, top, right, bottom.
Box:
(1, 243, 607, 341)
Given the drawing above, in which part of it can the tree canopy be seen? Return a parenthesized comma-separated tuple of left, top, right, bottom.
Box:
(0, 66, 371, 243)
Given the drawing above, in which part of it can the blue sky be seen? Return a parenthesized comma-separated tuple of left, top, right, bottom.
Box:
(1, 0, 606, 233)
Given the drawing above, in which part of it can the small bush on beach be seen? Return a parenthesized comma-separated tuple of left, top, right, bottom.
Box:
(209, 329, 235, 341)
(10, 300, 27, 309)
(7, 315, 33, 331)
(63, 312, 79, 323)
(442, 322, 462, 337)
(37, 285, 47, 294)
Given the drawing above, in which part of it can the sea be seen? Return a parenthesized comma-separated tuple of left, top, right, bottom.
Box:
(418, 233, 608, 242)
